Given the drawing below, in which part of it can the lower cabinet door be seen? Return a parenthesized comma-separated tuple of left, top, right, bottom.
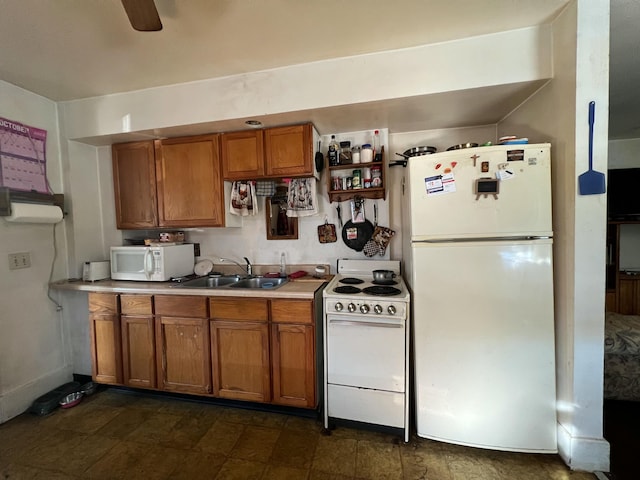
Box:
(90, 313, 123, 385)
(156, 316, 211, 394)
(271, 323, 316, 408)
(211, 321, 270, 402)
(122, 315, 156, 389)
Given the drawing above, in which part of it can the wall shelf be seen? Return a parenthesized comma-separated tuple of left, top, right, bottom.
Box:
(326, 160, 386, 203)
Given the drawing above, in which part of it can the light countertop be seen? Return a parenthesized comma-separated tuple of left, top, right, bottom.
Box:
(51, 275, 331, 299)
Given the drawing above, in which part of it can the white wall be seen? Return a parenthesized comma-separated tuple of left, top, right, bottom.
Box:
(498, 0, 610, 472)
(609, 138, 640, 168)
(0, 80, 72, 422)
(59, 27, 552, 143)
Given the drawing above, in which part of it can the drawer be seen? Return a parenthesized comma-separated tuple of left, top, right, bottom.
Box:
(210, 297, 268, 322)
(155, 295, 207, 318)
(327, 384, 405, 428)
(271, 299, 313, 324)
(120, 294, 153, 315)
(89, 292, 118, 314)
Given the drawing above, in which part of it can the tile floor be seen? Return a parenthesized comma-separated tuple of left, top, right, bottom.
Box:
(0, 388, 597, 479)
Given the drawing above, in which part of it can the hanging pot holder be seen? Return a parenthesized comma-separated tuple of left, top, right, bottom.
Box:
(364, 226, 396, 257)
(317, 219, 337, 243)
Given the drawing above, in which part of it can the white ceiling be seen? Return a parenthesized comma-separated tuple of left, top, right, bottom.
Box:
(0, 0, 636, 139)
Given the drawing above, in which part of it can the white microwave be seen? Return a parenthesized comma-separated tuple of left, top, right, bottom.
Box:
(110, 244, 194, 281)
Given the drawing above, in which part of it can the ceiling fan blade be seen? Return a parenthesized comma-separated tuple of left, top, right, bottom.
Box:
(121, 0, 163, 31)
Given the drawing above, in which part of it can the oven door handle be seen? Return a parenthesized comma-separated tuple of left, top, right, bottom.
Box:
(328, 319, 402, 329)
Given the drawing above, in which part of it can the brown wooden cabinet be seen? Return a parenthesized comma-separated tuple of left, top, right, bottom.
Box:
(112, 134, 226, 229)
(271, 299, 316, 408)
(264, 124, 313, 178)
(155, 134, 224, 227)
(221, 123, 315, 180)
(89, 293, 122, 385)
(112, 141, 158, 229)
(221, 130, 265, 180)
(88, 291, 319, 410)
(155, 295, 211, 394)
(120, 294, 156, 389)
(210, 298, 271, 402)
(618, 274, 640, 314)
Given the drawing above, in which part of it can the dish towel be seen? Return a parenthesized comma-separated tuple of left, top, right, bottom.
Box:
(229, 181, 258, 216)
(286, 178, 318, 217)
(255, 180, 276, 197)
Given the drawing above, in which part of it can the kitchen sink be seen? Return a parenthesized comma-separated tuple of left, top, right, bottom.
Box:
(173, 275, 288, 290)
(228, 277, 288, 289)
(174, 275, 242, 288)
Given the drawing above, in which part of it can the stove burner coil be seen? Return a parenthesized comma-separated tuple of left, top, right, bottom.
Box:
(362, 286, 402, 296)
(339, 277, 365, 285)
(334, 285, 362, 294)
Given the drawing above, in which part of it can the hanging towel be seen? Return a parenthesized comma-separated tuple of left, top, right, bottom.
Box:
(229, 181, 258, 216)
(286, 178, 318, 217)
(255, 180, 276, 197)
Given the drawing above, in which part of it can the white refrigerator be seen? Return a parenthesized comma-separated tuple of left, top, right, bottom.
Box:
(403, 143, 557, 453)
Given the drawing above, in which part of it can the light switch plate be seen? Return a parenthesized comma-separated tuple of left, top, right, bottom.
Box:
(8, 252, 31, 270)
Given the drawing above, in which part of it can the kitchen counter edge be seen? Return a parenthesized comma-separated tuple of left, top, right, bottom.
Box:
(51, 278, 327, 299)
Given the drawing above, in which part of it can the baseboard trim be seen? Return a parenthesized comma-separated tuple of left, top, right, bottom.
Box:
(557, 421, 610, 472)
(0, 365, 73, 424)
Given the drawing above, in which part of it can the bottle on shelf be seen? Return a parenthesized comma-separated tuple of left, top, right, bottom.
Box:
(328, 135, 339, 166)
(373, 129, 382, 162)
(280, 252, 287, 277)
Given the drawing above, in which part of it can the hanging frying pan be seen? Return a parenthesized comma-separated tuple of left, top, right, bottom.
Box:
(341, 198, 372, 251)
(342, 218, 374, 251)
(315, 141, 324, 172)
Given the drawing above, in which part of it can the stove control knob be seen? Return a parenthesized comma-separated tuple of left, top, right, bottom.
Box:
(374, 304, 383, 314)
(387, 305, 397, 315)
(335, 302, 343, 312)
(348, 303, 357, 313)
(360, 304, 370, 314)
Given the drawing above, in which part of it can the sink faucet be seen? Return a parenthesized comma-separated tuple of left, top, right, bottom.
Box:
(243, 257, 252, 276)
(219, 257, 252, 276)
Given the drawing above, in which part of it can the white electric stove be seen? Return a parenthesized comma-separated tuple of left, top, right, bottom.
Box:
(322, 259, 410, 442)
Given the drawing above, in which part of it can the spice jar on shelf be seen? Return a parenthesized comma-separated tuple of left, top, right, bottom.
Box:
(352, 169, 362, 189)
(351, 146, 361, 164)
(361, 144, 373, 163)
(339, 141, 352, 164)
(371, 165, 382, 187)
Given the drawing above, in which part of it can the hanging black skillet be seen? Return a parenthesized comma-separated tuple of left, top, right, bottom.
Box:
(342, 218, 374, 251)
(315, 141, 324, 172)
(341, 198, 373, 252)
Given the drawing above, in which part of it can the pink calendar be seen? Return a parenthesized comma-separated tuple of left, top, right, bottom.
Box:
(0, 117, 48, 193)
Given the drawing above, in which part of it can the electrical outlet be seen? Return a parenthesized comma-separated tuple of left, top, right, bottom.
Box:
(8, 252, 31, 270)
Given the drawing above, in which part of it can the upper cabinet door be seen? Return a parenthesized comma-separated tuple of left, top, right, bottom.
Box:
(112, 141, 158, 229)
(155, 134, 224, 227)
(264, 124, 313, 177)
(221, 130, 265, 180)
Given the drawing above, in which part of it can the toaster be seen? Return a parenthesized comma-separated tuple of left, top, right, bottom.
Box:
(82, 261, 111, 282)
